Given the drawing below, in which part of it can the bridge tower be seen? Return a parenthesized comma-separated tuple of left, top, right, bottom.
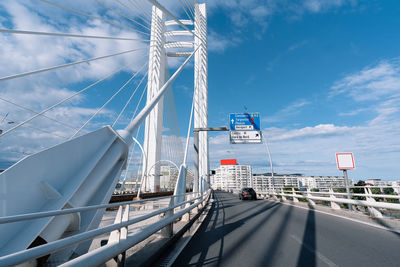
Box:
(143, 3, 209, 193)
(142, 6, 166, 192)
(194, 3, 209, 190)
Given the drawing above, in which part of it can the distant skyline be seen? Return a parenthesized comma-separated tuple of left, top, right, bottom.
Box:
(0, 1, 399, 181)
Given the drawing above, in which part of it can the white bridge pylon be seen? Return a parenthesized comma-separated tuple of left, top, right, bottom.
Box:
(0, 1, 208, 263)
(143, 3, 208, 192)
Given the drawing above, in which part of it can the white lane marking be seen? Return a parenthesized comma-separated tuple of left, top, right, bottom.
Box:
(291, 234, 338, 267)
(275, 201, 400, 235)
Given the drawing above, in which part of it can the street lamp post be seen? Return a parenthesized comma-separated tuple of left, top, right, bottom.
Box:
(262, 134, 275, 190)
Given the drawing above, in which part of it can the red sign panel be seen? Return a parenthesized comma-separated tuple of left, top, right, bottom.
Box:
(221, 159, 237, 165)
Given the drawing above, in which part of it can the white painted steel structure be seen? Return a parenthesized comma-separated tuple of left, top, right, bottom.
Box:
(194, 4, 209, 192)
(258, 186, 400, 218)
(142, 3, 208, 193)
(0, 0, 210, 265)
(0, 191, 211, 266)
(142, 5, 166, 193)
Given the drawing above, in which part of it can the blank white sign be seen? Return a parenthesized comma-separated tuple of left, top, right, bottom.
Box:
(336, 153, 355, 169)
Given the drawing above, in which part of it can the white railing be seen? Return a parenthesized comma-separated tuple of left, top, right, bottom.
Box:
(0, 190, 211, 266)
(257, 186, 400, 219)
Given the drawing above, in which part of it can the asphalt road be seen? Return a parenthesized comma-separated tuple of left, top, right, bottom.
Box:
(173, 191, 400, 267)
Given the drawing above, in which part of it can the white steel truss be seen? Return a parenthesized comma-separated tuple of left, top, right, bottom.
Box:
(194, 3, 209, 190)
(142, 6, 166, 192)
(143, 3, 209, 193)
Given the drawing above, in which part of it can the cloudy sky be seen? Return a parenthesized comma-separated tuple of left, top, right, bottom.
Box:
(1, 0, 399, 181)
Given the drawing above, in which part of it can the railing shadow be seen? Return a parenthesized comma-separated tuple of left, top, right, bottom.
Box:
(374, 217, 400, 239)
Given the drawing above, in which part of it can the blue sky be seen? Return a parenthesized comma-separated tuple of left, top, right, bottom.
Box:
(200, 0, 400, 181)
(0, 0, 399, 181)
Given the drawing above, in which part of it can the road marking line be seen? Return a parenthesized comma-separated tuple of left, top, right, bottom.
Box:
(275, 201, 400, 235)
(290, 234, 338, 267)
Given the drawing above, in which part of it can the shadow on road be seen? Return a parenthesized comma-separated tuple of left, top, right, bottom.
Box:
(296, 204, 316, 267)
(374, 217, 400, 239)
(255, 204, 294, 266)
(173, 192, 281, 266)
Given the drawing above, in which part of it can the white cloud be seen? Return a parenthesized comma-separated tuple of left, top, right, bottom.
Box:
(208, 30, 238, 53)
(206, 0, 358, 51)
(263, 99, 311, 123)
(288, 40, 309, 51)
(208, 57, 400, 180)
(331, 58, 400, 101)
(338, 108, 368, 116)
(303, 0, 346, 13)
(269, 124, 351, 141)
(207, 117, 400, 180)
(0, 0, 150, 166)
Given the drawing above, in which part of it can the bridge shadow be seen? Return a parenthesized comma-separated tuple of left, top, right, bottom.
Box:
(194, 190, 227, 267)
(252, 203, 294, 266)
(295, 204, 316, 267)
(173, 192, 281, 267)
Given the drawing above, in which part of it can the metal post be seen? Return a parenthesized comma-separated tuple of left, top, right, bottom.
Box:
(193, 130, 199, 193)
(193, 127, 228, 194)
(343, 170, 353, 211)
(161, 197, 174, 237)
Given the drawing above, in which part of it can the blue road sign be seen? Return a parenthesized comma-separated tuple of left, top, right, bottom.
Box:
(229, 113, 261, 131)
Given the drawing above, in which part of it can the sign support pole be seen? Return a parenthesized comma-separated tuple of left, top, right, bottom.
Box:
(343, 169, 353, 211)
(193, 127, 229, 193)
(336, 153, 355, 211)
(193, 130, 199, 194)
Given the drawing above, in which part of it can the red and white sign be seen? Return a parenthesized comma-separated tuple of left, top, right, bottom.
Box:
(336, 153, 355, 170)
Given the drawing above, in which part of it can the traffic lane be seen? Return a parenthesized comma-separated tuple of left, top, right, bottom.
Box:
(173, 191, 299, 266)
(174, 191, 400, 267)
(289, 202, 400, 267)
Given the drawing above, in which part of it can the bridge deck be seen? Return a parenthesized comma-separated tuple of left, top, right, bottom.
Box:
(174, 191, 400, 267)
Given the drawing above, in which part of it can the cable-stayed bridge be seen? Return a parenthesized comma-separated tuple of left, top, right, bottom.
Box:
(0, 1, 399, 266)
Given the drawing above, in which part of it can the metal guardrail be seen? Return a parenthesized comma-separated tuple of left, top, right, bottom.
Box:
(0, 190, 211, 266)
(257, 186, 400, 218)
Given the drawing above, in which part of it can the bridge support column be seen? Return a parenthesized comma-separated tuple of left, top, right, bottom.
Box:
(142, 5, 166, 192)
(182, 202, 191, 222)
(194, 3, 209, 192)
(161, 197, 174, 237)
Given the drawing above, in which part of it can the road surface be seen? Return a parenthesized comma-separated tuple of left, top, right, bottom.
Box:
(173, 191, 400, 267)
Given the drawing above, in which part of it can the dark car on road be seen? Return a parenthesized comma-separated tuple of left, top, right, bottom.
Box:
(239, 187, 257, 200)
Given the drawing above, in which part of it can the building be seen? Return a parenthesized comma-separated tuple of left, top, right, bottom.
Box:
(251, 174, 300, 192)
(160, 166, 195, 191)
(298, 176, 351, 189)
(251, 174, 351, 191)
(365, 179, 400, 193)
(159, 165, 178, 191)
(210, 159, 252, 192)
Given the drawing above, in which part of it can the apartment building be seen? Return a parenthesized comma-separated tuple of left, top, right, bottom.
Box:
(210, 159, 252, 191)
